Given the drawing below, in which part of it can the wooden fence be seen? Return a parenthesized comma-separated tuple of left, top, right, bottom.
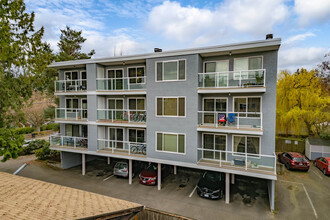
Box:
(135, 207, 192, 220)
(275, 137, 305, 153)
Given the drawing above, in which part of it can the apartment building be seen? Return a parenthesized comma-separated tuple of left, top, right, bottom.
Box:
(49, 37, 280, 210)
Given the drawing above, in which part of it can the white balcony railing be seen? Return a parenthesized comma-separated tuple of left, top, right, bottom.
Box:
(55, 108, 87, 120)
(96, 77, 146, 91)
(198, 111, 262, 129)
(97, 139, 146, 156)
(55, 79, 87, 92)
(50, 135, 88, 149)
(97, 109, 146, 123)
(198, 148, 276, 175)
(198, 69, 265, 89)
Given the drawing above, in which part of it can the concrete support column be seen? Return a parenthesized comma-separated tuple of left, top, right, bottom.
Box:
(268, 180, 275, 211)
(226, 173, 230, 204)
(107, 157, 110, 165)
(174, 165, 177, 175)
(82, 154, 86, 176)
(157, 163, 161, 190)
(231, 174, 235, 184)
(128, 159, 132, 185)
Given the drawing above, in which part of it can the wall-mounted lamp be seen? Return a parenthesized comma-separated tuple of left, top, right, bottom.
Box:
(123, 62, 126, 65)
(229, 51, 232, 56)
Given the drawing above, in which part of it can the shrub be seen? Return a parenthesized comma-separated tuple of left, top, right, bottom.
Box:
(35, 145, 60, 161)
(15, 127, 35, 134)
(20, 140, 48, 155)
(320, 130, 330, 140)
(46, 123, 59, 131)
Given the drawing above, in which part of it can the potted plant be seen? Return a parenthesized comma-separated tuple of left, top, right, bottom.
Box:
(252, 162, 259, 168)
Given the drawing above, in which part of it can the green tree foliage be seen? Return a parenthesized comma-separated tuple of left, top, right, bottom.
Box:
(0, 0, 53, 127)
(0, 128, 24, 162)
(35, 143, 60, 161)
(277, 69, 330, 136)
(55, 26, 95, 61)
(19, 139, 46, 155)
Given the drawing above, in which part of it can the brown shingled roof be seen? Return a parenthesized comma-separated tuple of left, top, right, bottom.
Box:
(0, 172, 143, 220)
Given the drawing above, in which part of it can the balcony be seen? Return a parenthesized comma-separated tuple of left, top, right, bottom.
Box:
(96, 77, 146, 93)
(97, 109, 146, 126)
(198, 69, 266, 93)
(198, 111, 263, 135)
(197, 148, 276, 176)
(97, 139, 146, 157)
(55, 79, 87, 93)
(50, 135, 88, 150)
(55, 108, 87, 121)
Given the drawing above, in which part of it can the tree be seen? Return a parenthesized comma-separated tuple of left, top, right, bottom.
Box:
(55, 26, 95, 61)
(0, 0, 53, 128)
(0, 128, 25, 162)
(317, 52, 330, 95)
(276, 69, 330, 136)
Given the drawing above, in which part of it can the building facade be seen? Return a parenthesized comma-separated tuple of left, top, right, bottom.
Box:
(49, 38, 280, 210)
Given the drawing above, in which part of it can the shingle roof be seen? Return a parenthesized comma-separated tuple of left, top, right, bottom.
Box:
(0, 172, 143, 220)
(308, 138, 330, 146)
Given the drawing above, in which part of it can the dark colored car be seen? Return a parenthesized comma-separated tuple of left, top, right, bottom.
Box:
(113, 161, 145, 178)
(197, 171, 225, 200)
(314, 157, 330, 175)
(278, 152, 309, 171)
(138, 164, 171, 185)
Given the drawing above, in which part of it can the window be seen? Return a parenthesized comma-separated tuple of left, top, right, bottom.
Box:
(109, 128, 123, 149)
(234, 97, 261, 117)
(156, 132, 185, 154)
(204, 61, 229, 73)
(66, 98, 79, 109)
(107, 69, 124, 90)
(65, 124, 80, 137)
(202, 133, 226, 160)
(234, 57, 262, 79)
(203, 98, 227, 124)
(129, 129, 145, 143)
(233, 135, 260, 156)
(156, 97, 185, 117)
(65, 71, 78, 80)
(128, 98, 145, 110)
(128, 67, 145, 84)
(156, 60, 186, 81)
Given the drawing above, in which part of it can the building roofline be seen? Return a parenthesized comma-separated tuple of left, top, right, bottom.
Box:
(49, 38, 281, 68)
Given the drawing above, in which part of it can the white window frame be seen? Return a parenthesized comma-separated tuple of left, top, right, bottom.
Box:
(64, 70, 79, 80)
(106, 68, 125, 79)
(202, 97, 228, 112)
(127, 66, 146, 84)
(106, 98, 124, 110)
(155, 96, 186, 118)
(202, 133, 227, 161)
(233, 56, 263, 80)
(232, 135, 261, 158)
(233, 96, 262, 118)
(108, 127, 125, 141)
(155, 59, 186, 82)
(65, 97, 79, 109)
(155, 131, 186, 155)
(128, 97, 146, 110)
(80, 70, 87, 80)
(128, 128, 145, 143)
(203, 60, 229, 73)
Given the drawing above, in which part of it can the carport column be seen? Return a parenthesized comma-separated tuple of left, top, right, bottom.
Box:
(231, 174, 235, 184)
(226, 173, 230, 204)
(269, 180, 275, 211)
(158, 163, 161, 190)
(82, 154, 86, 176)
(174, 165, 177, 175)
(107, 157, 110, 165)
(128, 159, 132, 185)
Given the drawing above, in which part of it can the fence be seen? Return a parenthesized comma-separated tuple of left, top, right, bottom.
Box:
(275, 137, 305, 153)
(135, 207, 192, 220)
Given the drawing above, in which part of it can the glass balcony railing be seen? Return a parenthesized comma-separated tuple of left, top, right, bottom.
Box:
(97, 109, 146, 123)
(50, 135, 88, 149)
(55, 108, 87, 120)
(55, 79, 87, 92)
(198, 69, 265, 89)
(197, 148, 276, 175)
(198, 111, 262, 130)
(96, 77, 146, 91)
(97, 139, 146, 156)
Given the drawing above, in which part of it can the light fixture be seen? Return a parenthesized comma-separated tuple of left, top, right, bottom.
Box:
(229, 51, 232, 56)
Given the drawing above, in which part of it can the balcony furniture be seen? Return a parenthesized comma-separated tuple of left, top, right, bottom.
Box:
(228, 113, 236, 123)
(218, 113, 226, 126)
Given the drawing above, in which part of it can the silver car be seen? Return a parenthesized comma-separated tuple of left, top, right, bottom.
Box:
(113, 162, 130, 178)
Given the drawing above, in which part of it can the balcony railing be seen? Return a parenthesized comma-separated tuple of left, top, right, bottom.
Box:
(198, 69, 265, 89)
(50, 135, 88, 149)
(97, 139, 146, 156)
(55, 108, 87, 121)
(55, 79, 87, 92)
(97, 109, 146, 123)
(96, 77, 146, 91)
(197, 148, 276, 175)
(198, 111, 262, 130)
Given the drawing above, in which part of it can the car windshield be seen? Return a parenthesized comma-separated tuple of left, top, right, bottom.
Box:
(293, 157, 306, 162)
(146, 165, 157, 171)
(115, 163, 127, 169)
(204, 172, 221, 182)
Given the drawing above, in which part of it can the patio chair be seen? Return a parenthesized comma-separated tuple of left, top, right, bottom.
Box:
(218, 113, 226, 126)
(228, 113, 236, 125)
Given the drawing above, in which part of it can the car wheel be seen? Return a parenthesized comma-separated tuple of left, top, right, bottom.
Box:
(323, 169, 326, 175)
(314, 161, 317, 167)
(285, 163, 290, 170)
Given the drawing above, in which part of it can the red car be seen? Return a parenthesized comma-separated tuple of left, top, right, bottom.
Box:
(314, 157, 330, 175)
(139, 164, 171, 185)
(278, 152, 309, 171)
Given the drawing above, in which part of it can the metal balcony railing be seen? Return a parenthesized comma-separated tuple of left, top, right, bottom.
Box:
(50, 135, 88, 149)
(97, 139, 146, 156)
(97, 109, 146, 123)
(96, 77, 146, 91)
(55, 79, 87, 92)
(55, 108, 87, 120)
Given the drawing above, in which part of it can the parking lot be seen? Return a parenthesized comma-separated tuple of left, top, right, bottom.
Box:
(0, 155, 329, 220)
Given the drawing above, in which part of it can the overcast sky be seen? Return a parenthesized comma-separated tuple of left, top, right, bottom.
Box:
(25, 0, 330, 72)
